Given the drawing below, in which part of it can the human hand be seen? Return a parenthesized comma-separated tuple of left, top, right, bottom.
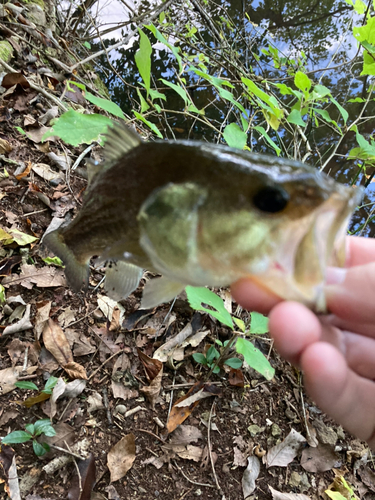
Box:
(231, 236, 375, 448)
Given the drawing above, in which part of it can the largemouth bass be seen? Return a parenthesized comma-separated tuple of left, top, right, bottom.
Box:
(44, 122, 362, 311)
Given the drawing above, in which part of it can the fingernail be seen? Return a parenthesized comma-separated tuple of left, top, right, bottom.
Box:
(326, 267, 347, 285)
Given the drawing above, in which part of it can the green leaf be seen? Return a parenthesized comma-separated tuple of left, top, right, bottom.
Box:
(42, 256, 64, 267)
(242, 78, 282, 118)
(159, 78, 189, 105)
(34, 420, 56, 437)
(83, 41, 91, 49)
(249, 312, 269, 334)
(223, 123, 247, 149)
(361, 50, 375, 76)
(145, 24, 182, 73)
(294, 71, 311, 92)
(137, 88, 150, 113)
(331, 98, 348, 125)
(212, 365, 220, 374)
(15, 126, 26, 135)
(233, 317, 245, 332)
(185, 286, 234, 329)
(206, 346, 220, 364)
(313, 108, 339, 130)
(85, 92, 125, 119)
(0, 284, 5, 304)
(149, 88, 166, 101)
(353, 16, 375, 44)
(236, 338, 275, 380)
(187, 104, 204, 115)
(287, 109, 306, 127)
(192, 353, 207, 365)
(25, 424, 35, 435)
(133, 111, 163, 139)
(273, 83, 293, 95)
(15, 381, 38, 391)
(135, 29, 152, 96)
(43, 376, 59, 394)
(33, 440, 49, 456)
(324, 492, 347, 500)
(348, 97, 365, 103)
(311, 85, 331, 99)
(224, 358, 242, 369)
(10, 229, 38, 246)
(2, 431, 32, 444)
(42, 110, 112, 146)
(253, 126, 281, 155)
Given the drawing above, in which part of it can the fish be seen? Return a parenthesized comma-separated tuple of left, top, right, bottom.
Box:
(43, 122, 363, 312)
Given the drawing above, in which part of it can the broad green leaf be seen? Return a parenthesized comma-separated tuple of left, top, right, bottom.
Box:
(34, 419, 56, 437)
(135, 29, 152, 96)
(33, 441, 49, 456)
(212, 365, 220, 374)
(249, 312, 269, 334)
(361, 41, 375, 53)
(224, 358, 243, 369)
(133, 111, 163, 138)
(159, 78, 189, 105)
(185, 286, 234, 328)
(294, 71, 311, 92)
(154, 103, 161, 113)
(42, 256, 64, 267)
(361, 50, 375, 76)
(242, 78, 282, 118)
(149, 88, 166, 101)
(253, 126, 281, 155)
(10, 229, 38, 246)
(233, 317, 245, 332)
(313, 108, 340, 130)
(223, 123, 247, 149)
(0, 284, 5, 304)
(43, 376, 59, 394)
(15, 126, 26, 135)
(273, 83, 293, 95)
(189, 68, 234, 88)
(85, 92, 125, 119)
(83, 41, 91, 49)
(2, 431, 32, 444)
(42, 110, 112, 146)
(312, 85, 331, 99)
(206, 346, 220, 364)
(216, 87, 246, 113)
(353, 16, 375, 44)
(331, 98, 348, 124)
(137, 88, 150, 113)
(287, 109, 306, 127)
(236, 338, 275, 380)
(192, 353, 207, 365)
(348, 97, 365, 103)
(187, 104, 204, 115)
(25, 424, 35, 435)
(15, 381, 38, 391)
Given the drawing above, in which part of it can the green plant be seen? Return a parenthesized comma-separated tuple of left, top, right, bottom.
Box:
(1, 419, 56, 457)
(193, 340, 242, 374)
(15, 375, 58, 395)
(186, 286, 274, 380)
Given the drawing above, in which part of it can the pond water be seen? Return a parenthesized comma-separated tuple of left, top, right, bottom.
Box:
(91, 0, 375, 236)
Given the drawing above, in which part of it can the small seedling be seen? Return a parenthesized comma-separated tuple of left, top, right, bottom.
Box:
(193, 340, 242, 374)
(15, 375, 58, 395)
(1, 419, 56, 457)
(186, 286, 274, 381)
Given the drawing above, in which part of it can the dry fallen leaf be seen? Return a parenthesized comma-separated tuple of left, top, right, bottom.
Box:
(137, 349, 163, 409)
(2, 264, 66, 289)
(266, 429, 306, 468)
(0, 366, 37, 395)
(0, 444, 20, 500)
(107, 434, 136, 483)
(300, 443, 340, 473)
(67, 454, 96, 500)
(242, 456, 260, 498)
(43, 318, 73, 366)
(34, 301, 52, 339)
(268, 485, 312, 499)
(3, 304, 33, 335)
(63, 361, 87, 380)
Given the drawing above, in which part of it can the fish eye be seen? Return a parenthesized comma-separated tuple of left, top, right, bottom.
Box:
(253, 186, 289, 213)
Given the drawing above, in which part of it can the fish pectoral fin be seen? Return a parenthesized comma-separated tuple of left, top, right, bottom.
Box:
(140, 277, 185, 309)
(104, 261, 143, 301)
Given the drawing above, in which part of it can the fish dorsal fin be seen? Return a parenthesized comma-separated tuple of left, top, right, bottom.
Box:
(140, 277, 185, 309)
(103, 122, 143, 163)
(104, 261, 143, 301)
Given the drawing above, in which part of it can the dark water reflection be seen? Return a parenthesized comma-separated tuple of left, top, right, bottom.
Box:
(93, 0, 374, 236)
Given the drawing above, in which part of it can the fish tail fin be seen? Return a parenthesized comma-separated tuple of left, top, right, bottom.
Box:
(43, 230, 89, 292)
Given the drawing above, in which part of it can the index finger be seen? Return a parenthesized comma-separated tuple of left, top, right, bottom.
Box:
(346, 236, 375, 267)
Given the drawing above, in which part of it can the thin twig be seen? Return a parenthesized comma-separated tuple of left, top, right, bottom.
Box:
(49, 444, 85, 461)
(207, 400, 222, 494)
(88, 349, 123, 380)
(173, 460, 215, 488)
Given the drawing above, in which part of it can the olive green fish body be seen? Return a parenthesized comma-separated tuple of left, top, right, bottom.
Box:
(44, 123, 363, 310)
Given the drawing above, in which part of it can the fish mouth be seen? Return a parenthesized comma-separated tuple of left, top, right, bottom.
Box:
(254, 185, 363, 310)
